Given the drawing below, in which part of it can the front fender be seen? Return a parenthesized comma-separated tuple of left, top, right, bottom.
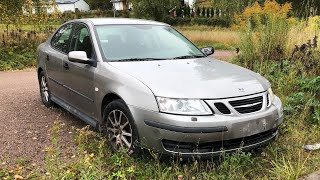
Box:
(94, 62, 159, 121)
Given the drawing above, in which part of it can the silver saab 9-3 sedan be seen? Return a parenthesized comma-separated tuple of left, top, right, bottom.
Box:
(37, 18, 283, 157)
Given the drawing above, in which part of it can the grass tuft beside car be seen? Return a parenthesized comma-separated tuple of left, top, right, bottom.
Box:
(37, 18, 283, 157)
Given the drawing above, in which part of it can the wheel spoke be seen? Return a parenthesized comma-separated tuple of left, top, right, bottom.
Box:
(121, 121, 129, 129)
(41, 77, 46, 87)
(108, 117, 116, 127)
(109, 134, 116, 141)
(113, 111, 119, 125)
(107, 127, 117, 133)
(121, 135, 131, 148)
(119, 111, 123, 124)
(43, 91, 49, 102)
(122, 130, 132, 137)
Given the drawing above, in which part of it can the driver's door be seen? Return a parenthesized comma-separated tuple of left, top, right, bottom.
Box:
(61, 23, 96, 118)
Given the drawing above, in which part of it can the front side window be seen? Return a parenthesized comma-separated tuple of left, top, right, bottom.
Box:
(70, 24, 93, 58)
(95, 25, 204, 61)
(51, 23, 74, 54)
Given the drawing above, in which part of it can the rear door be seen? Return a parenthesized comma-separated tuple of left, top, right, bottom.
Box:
(61, 23, 97, 118)
(46, 23, 74, 100)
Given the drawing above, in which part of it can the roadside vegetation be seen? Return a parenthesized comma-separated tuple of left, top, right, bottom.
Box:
(0, 0, 319, 179)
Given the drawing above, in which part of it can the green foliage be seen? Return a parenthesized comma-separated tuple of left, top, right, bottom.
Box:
(164, 17, 231, 27)
(131, 0, 179, 21)
(196, 7, 201, 16)
(211, 0, 263, 16)
(176, 6, 182, 17)
(0, 0, 24, 25)
(201, 6, 206, 17)
(211, 7, 214, 17)
(0, 27, 49, 70)
(0, 49, 36, 70)
(277, 0, 320, 17)
(86, 0, 113, 10)
(237, 0, 292, 71)
(207, 7, 211, 17)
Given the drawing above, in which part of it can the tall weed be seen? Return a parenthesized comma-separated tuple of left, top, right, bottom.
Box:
(235, 0, 292, 72)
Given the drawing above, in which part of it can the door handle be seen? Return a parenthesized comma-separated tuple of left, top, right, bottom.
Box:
(63, 62, 69, 70)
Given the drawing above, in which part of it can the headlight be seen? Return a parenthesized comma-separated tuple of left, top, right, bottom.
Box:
(268, 88, 275, 107)
(156, 97, 213, 115)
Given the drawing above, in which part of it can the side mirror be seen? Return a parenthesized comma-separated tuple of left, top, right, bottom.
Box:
(201, 46, 215, 56)
(68, 51, 93, 65)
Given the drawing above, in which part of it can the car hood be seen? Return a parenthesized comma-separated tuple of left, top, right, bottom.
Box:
(108, 58, 270, 99)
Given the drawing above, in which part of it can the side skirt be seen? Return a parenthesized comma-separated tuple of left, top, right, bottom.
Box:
(51, 95, 98, 128)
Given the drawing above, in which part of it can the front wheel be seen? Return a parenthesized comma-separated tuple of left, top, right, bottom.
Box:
(102, 99, 140, 155)
(39, 71, 53, 107)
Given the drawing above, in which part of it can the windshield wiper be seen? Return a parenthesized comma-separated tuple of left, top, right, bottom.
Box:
(171, 55, 206, 59)
(112, 58, 168, 62)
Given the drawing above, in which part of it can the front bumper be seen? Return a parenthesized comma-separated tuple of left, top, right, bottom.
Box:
(129, 95, 283, 157)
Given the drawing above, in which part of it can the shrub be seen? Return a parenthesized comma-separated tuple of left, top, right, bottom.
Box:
(163, 17, 230, 27)
(235, 0, 292, 71)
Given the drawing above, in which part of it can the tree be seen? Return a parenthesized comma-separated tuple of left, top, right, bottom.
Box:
(211, 7, 214, 17)
(86, 0, 113, 10)
(176, 6, 182, 17)
(277, 0, 320, 17)
(201, 6, 205, 16)
(211, 0, 319, 17)
(207, 7, 210, 17)
(0, 0, 24, 24)
(185, 5, 190, 17)
(211, 0, 263, 16)
(196, 7, 201, 16)
(131, 0, 179, 21)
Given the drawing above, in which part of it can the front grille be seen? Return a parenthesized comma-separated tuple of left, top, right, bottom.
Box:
(229, 96, 263, 114)
(267, 94, 270, 107)
(214, 102, 231, 114)
(162, 128, 277, 153)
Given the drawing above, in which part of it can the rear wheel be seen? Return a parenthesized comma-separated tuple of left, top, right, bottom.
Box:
(102, 99, 140, 155)
(39, 71, 53, 107)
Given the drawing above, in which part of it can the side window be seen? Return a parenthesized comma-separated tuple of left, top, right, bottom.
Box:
(70, 24, 93, 59)
(51, 23, 74, 54)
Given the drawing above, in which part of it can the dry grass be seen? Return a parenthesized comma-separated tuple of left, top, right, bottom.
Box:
(177, 26, 240, 49)
(286, 25, 320, 53)
(196, 0, 213, 7)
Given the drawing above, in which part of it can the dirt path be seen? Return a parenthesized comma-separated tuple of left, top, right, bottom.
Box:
(211, 50, 238, 60)
(0, 50, 236, 166)
(0, 69, 86, 167)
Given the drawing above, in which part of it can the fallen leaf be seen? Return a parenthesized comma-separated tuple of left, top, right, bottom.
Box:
(14, 175, 24, 179)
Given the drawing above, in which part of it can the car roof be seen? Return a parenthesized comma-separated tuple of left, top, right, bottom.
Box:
(72, 18, 169, 26)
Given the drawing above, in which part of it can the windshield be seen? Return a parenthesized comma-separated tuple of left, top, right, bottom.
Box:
(95, 25, 205, 61)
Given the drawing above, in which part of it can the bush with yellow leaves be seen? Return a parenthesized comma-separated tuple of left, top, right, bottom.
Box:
(234, 0, 293, 72)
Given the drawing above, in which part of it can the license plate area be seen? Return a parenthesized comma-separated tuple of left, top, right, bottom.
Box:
(233, 118, 268, 137)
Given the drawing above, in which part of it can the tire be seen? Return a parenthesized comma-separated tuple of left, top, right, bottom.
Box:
(102, 99, 140, 155)
(38, 71, 54, 108)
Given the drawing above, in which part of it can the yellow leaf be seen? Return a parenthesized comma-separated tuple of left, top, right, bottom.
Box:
(14, 175, 24, 180)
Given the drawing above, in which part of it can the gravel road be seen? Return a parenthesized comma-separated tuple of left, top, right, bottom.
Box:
(0, 50, 236, 166)
(0, 69, 86, 167)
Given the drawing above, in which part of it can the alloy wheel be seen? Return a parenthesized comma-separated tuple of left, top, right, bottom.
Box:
(106, 110, 133, 150)
(40, 76, 49, 102)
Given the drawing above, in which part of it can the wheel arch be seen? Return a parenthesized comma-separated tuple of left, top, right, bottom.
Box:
(37, 67, 43, 80)
(101, 92, 124, 118)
